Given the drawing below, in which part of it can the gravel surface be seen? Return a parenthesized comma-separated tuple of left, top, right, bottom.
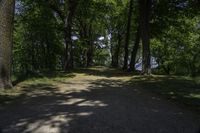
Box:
(0, 70, 200, 133)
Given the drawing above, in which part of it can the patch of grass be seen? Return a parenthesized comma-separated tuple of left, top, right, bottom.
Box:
(1, 72, 76, 106)
(12, 71, 76, 85)
(129, 75, 200, 113)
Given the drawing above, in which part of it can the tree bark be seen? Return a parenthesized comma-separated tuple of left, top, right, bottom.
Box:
(112, 31, 122, 68)
(0, 0, 15, 89)
(48, 0, 78, 71)
(139, 0, 151, 75)
(63, 0, 78, 71)
(130, 27, 140, 71)
(123, 0, 134, 70)
(86, 25, 93, 67)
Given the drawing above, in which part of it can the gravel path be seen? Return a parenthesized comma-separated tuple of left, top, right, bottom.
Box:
(0, 69, 200, 133)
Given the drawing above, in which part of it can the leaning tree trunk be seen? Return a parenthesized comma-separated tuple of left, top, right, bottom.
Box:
(139, 0, 151, 75)
(123, 0, 134, 70)
(0, 0, 15, 89)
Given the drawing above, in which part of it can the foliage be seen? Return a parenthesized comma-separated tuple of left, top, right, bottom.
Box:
(12, 0, 200, 76)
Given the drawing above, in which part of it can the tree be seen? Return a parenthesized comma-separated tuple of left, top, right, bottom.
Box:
(139, 0, 151, 74)
(0, 0, 15, 89)
(11, 0, 200, 78)
(129, 26, 140, 71)
(48, 0, 79, 71)
(13, 0, 63, 74)
(112, 30, 123, 67)
(123, 0, 134, 70)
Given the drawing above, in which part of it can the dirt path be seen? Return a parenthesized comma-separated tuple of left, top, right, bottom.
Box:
(0, 68, 200, 133)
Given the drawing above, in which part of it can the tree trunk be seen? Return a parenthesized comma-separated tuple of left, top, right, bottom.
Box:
(63, 0, 78, 71)
(0, 0, 15, 89)
(130, 27, 140, 71)
(86, 25, 94, 67)
(190, 53, 199, 77)
(63, 30, 70, 70)
(123, 0, 134, 70)
(112, 31, 122, 68)
(139, 0, 151, 75)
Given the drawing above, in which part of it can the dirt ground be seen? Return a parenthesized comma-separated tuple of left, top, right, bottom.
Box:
(0, 68, 200, 133)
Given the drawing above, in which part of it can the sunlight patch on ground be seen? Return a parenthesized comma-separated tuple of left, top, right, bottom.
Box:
(60, 98, 85, 105)
(23, 115, 71, 133)
(77, 100, 108, 107)
(59, 98, 108, 107)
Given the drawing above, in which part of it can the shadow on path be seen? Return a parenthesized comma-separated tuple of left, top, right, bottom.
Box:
(0, 74, 200, 133)
(128, 76, 200, 112)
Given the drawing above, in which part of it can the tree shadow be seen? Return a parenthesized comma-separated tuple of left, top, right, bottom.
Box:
(128, 76, 200, 112)
(0, 77, 200, 133)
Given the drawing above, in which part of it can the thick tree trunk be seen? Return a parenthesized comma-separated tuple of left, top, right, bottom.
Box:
(86, 25, 93, 67)
(0, 0, 15, 89)
(86, 45, 93, 67)
(64, 30, 70, 70)
(123, 0, 134, 70)
(130, 27, 140, 71)
(190, 53, 198, 77)
(64, 24, 74, 70)
(139, 0, 151, 75)
(112, 32, 122, 68)
(79, 24, 87, 67)
(63, 0, 78, 71)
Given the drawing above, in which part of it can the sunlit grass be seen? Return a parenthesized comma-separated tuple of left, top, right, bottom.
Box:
(1, 72, 76, 105)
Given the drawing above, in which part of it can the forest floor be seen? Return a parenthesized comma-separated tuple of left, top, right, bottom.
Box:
(0, 67, 200, 133)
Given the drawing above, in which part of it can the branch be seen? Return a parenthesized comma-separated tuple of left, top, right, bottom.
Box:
(47, 0, 65, 22)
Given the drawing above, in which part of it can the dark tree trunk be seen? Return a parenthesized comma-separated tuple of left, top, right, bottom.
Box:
(139, 0, 151, 75)
(79, 23, 87, 67)
(64, 30, 70, 70)
(123, 0, 134, 70)
(130, 27, 140, 71)
(112, 32, 122, 68)
(111, 33, 115, 67)
(190, 53, 199, 77)
(63, 0, 78, 71)
(0, 0, 15, 89)
(86, 46, 93, 67)
(86, 41, 94, 67)
(86, 25, 94, 67)
(64, 24, 74, 70)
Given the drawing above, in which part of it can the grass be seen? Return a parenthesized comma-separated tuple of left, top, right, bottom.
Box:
(0, 71, 76, 106)
(128, 75, 200, 113)
(1, 68, 200, 113)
